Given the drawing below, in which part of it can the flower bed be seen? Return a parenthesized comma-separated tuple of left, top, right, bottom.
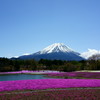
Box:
(0, 79, 100, 92)
(0, 89, 100, 100)
(1, 71, 100, 79)
(0, 70, 60, 74)
(47, 72, 100, 79)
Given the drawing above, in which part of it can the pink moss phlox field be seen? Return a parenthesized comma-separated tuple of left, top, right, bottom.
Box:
(47, 72, 100, 79)
(0, 70, 60, 74)
(0, 70, 42, 74)
(0, 89, 100, 100)
(0, 79, 100, 92)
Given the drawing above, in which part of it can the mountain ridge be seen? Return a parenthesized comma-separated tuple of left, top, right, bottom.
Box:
(17, 43, 85, 61)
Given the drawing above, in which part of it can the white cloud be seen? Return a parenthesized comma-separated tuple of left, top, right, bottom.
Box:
(13, 56, 19, 58)
(22, 53, 30, 55)
(10, 53, 30, 58)
(80, 49, 100, 59)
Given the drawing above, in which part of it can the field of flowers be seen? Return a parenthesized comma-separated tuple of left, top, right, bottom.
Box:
(0, 79, 100, 92)
(0, 71, 100, 99)
(0, 89, 100, 100)
(1, 70, 100, 79)
(47, 72, 100, 79)
(0, 70, 60, 75)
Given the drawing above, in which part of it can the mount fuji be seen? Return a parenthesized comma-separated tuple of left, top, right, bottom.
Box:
(18, 43, 85, 61)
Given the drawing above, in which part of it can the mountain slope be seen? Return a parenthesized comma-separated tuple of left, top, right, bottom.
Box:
(18, 43, 85, 61)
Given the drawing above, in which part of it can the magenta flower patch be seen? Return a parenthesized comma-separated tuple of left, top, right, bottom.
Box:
(0, 79, 100, 92)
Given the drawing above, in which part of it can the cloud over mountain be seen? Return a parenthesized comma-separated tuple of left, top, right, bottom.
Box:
(80, 49, 100, 59)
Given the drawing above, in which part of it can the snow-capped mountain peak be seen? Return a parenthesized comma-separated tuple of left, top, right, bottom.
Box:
(37, 43, 73, 54)
(18, 43, 85, 61)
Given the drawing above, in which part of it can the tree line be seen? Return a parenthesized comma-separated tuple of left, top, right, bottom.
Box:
(0, 57, 100, 72)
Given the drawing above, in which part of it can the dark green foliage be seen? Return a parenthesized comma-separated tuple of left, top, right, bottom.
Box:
(0, 58, 13, 72)
(62, 63, 77, 72)
(0, 57, 100, 72)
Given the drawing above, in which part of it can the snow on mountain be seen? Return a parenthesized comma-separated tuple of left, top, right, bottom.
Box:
(80, 49, 100, 59)
(36, 43, 74, 54)
(18, 43, 85, 61)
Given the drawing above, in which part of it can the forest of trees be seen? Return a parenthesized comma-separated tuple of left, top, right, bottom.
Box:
(0, 57, 100, 72)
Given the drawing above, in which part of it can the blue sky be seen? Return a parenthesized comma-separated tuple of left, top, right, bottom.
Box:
(0, 0, 100, 58)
